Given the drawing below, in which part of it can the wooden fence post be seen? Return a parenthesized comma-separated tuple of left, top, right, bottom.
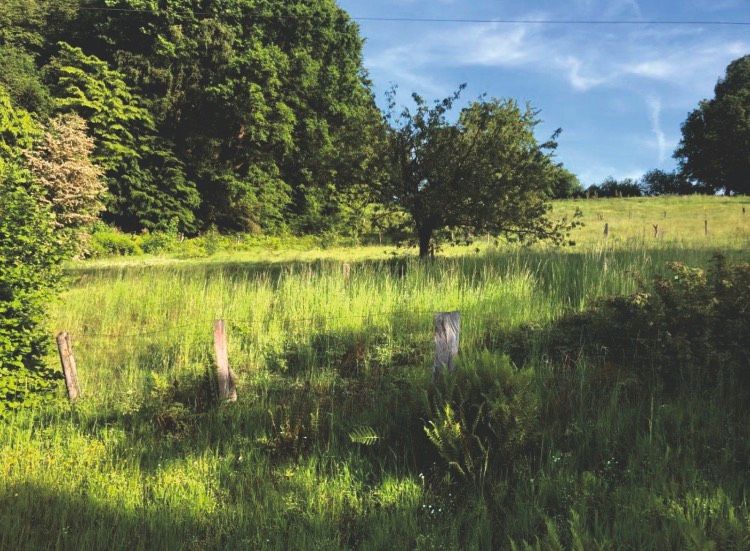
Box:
(213, 320, 237, 402)
(603, 223, 609, 238)
(704, 219, 708, 236)
(56, 332, 80, 402)
(434, 312, 460, 375)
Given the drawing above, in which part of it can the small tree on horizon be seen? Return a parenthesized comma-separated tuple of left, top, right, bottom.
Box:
(379, 86, 579, 257)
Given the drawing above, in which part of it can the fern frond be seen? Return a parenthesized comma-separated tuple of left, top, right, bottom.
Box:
(348, 426, 380, 446)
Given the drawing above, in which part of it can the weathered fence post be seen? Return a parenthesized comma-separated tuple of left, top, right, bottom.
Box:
(704, 219, 709, 236)
(603, 223, 609, 238)
(56, 332, 80, 402)
(434, 312, 460, 375)
(213, 320, 237, 402)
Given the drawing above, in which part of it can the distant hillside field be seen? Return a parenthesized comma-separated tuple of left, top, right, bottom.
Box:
(554, 195, 750, 247)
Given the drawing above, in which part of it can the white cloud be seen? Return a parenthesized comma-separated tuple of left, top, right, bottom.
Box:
(364, 16, 749, 98)
(646, 96, 668, 162)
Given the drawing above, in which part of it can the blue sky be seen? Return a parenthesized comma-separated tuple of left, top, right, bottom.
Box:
(337, 0, 750, 186)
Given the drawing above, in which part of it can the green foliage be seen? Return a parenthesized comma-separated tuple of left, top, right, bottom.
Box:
(640, 169, 695, 196)
(45, 42, 199, 233)
(348, 425, 381, 446)
(138, 229, 180, 255)
(0, 84, 38, 167)
(89, 226, 143, 257)
(0, 183, 63, 415)
(546, 165, 584, 199)
(0, 44, 52, 115)
(587, 176, 642, 198)
(676, 55, 750, 194)
(426, 351, 539, 489)
(533, 256, 750, 392)
(0, 0, 78, 51)
(0, 89, 63, 413)
(61, 0, 384, 233)
(381, 86, 580, 256)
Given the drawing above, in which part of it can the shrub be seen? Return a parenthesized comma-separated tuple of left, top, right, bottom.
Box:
(532, 256, 750, 392)
(0, 181, 63, 415)
(0, 86, 64, 415)
(138, 231, 180, 255)
(89, 227, 143, 257)
(25, 113, 105, 254)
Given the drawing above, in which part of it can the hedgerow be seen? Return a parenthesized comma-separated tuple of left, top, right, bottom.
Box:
(0, 87, 64, 415)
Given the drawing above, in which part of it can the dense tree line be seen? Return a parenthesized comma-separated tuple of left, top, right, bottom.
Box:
(0, 0, 383, 235)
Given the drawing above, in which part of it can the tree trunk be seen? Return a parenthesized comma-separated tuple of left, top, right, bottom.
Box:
(418, 227, 433, 258)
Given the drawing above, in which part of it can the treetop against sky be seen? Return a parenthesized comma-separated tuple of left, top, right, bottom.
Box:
(340, 0, 750, 186)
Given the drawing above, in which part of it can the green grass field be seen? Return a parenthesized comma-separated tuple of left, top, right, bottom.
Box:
(2, 196, 750, 550)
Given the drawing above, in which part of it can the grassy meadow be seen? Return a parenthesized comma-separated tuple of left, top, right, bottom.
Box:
(1, 195, 750, 550)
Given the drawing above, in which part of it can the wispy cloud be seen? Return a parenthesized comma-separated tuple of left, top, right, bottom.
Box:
(365, 18, 749, 98)
(647, 96, 668, 162)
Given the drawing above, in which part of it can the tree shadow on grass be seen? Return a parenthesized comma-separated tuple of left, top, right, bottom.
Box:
(0, 482, 212, 551)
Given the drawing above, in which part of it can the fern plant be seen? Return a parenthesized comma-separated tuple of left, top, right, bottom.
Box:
(425, 350, 539, 491)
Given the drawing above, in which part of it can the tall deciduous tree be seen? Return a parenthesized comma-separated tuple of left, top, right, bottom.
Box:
(675, 55, 750, 195)
(381, 87, 579, 257)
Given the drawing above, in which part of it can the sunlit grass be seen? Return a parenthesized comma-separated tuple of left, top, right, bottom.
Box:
(2, 196, 750, 549)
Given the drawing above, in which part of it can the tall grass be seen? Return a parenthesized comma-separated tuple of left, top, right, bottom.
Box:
(1, 196, 749, 550)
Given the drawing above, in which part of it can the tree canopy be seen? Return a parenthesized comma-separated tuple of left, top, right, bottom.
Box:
(587, 177, 642, 198)
(52, 0, 384, 233)
(675, 55, 750, 195)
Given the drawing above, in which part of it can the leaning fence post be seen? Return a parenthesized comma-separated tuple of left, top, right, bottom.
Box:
(213, 320, 237, 402)
(56, 332, 80, 402)
(434, 312, 460, 375)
